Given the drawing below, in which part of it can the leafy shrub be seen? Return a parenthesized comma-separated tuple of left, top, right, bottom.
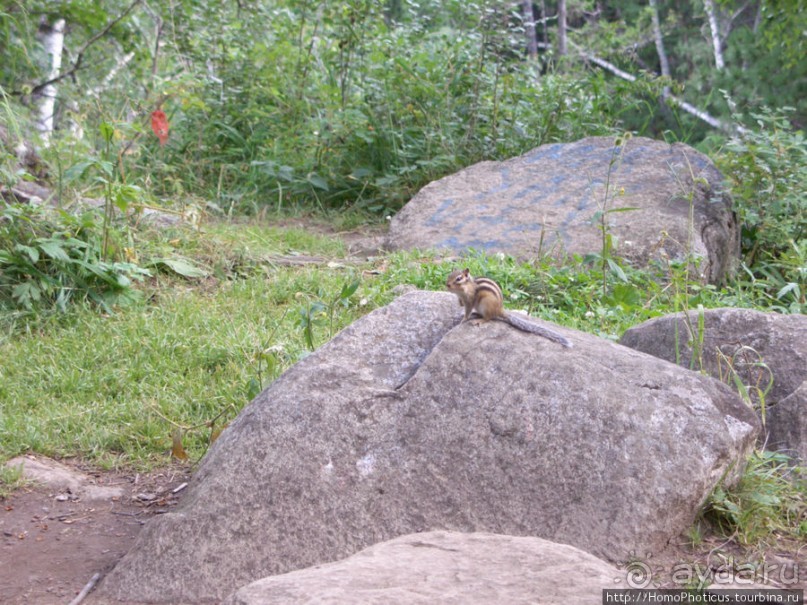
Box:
(720, 109, 806, 259)
(706, 450, 806, 547)
(133, 3, 640, 216)
(717, 108, 806, 312)
(0, 203, 149, 313)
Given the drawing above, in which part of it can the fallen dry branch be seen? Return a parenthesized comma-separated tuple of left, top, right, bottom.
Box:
(67, 571, 101, 605)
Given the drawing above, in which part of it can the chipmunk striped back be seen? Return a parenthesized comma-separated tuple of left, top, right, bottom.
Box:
(446, 267, 573, 347)
(447, 268, 506, 322)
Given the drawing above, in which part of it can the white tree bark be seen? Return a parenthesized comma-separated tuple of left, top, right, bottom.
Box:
(90, 51, 136, 98)
(703, 0, 725, 69)
(574, 44, 747, 135)
(648, 0, 671, 90)
(35, 18, 66, 145)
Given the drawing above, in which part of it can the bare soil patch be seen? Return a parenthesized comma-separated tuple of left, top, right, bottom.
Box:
(1, 458, 190, 605)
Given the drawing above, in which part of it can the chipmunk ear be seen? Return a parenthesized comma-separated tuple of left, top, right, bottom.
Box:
(462, 268, 470, 276)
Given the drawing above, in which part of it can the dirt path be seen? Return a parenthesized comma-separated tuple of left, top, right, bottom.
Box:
(1, 458, 190, 605)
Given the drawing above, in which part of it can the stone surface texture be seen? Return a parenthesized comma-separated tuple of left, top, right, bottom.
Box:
(620, 308, 807, 461)
(223, 531, 626, 605)
(4, 455, 124, 501)
(387, 136, 739, 283)
(765, 382, 807, 463)
(99, 291, 759, 603)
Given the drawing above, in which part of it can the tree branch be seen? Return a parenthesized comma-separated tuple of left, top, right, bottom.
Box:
(649, 0, 671, 92)
(21, 0, 143, 97)
(569, 42, 748, 135)
(141, 1, 164, 81)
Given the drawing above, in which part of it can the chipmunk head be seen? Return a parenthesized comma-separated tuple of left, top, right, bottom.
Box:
(446, 268, 472, 291)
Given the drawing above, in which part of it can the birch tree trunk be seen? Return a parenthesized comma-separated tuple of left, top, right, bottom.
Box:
(574, 42, 747, 135)
(557, 0, 567, 56)
(648, 0, 672, 105)
(703, 0, 725, 69)
(522, 0, 538, 61)
(648, 0, 670, 82)
(35, 17, 66, 145)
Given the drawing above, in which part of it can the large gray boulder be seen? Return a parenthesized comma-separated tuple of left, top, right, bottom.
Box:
(387, 136, 739, 284)
(767, 383, 807, 463)
(223, 531, 625, 605)
(98, 291, 758, 603)
(620, 308, 807, 461)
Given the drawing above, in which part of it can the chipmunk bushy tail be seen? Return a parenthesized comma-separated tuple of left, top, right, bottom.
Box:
(498, 313, 573, 348)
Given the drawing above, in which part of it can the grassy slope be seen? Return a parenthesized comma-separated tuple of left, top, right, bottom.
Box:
(0, 221, 376, 466)
(0, 216, 803, 549)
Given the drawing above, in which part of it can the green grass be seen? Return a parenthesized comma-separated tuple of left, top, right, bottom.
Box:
(706, 450, 806, 548)
(0, 268, 381, 467)
(1, 217, 804, 550)
(0, 462, 28, 498)
(203, 221, 349, 258)
(0, 222, 379, 468)
(0, 219, 797, 471)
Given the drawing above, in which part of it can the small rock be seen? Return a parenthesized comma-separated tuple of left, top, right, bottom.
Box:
(391, 284, 418, 296)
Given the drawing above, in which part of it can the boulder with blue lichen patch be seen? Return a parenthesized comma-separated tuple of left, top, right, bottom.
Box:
(386, 136, 739, 284)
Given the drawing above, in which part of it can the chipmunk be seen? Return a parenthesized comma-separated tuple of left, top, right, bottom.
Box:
(446, 268, 572, 348)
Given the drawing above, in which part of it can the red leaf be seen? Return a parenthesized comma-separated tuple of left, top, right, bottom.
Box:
(151, 110, 169, 146)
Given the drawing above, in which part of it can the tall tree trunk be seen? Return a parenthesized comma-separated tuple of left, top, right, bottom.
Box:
(35, 17, 66, 145)
(703, 0, 725, 69)
(522, 0, 538, 61)
(557, 0, 567, 56)
(539, 0, 549, 46)
(648, 0, 670, 93)
(752, 1, 763, 34)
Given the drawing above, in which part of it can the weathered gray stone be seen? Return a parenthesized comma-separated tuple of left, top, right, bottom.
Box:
(0, 124, 46, 179)
(4, 456, 123, 501)
(223, 531, 626, 605)
(2, 181, 55, 205)
(387, 136, 739, 284)
(99, 290, 758, 603)
(619, 309, 807, 402)
(619, 308, 807, 461)
(766, 382, 807, 463)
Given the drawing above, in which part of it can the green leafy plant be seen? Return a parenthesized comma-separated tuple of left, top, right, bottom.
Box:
(64, 122, 146, 257)
(716, 346, 774, 426)
(295, 277, 360, 351)
(705, 450, 806, 547)
(0, 203, 150, 314)
(297, 300, 327, 352)
(718, 107, 806, 312)
(589, 133, 638, 297)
